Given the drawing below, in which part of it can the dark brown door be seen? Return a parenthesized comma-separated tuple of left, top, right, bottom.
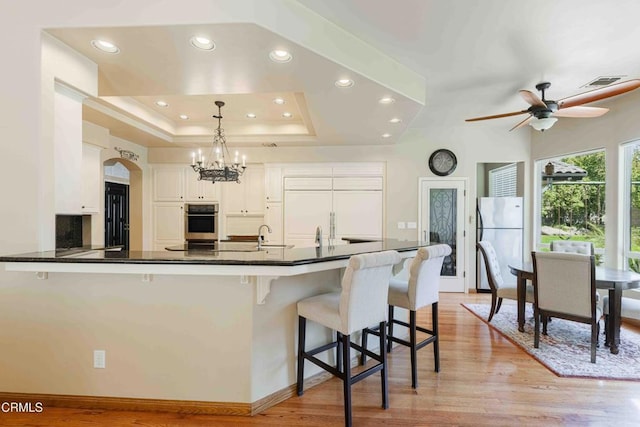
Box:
(105, 182, 129, 249)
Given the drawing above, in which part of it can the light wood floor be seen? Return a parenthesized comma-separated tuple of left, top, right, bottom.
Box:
(3, 292, 640, 426)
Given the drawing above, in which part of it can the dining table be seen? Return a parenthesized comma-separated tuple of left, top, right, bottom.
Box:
(508, 261, 640, 354)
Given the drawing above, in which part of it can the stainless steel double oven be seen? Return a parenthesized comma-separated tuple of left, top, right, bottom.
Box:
(184, 203, 219, 242)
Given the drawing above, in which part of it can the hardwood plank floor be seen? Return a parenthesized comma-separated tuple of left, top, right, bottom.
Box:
(2, 292, 640, 426)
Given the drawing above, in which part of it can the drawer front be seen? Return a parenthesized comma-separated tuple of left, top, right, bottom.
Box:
(333, 177, 383, 190)
(284, 177, 333, 190)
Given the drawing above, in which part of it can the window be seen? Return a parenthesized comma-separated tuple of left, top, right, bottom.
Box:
(489, 163, 517, 197)
(536, 150, 606, 261)
(624, 141, 640, 272)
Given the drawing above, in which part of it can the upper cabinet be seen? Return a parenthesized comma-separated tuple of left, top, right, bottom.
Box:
(185, 169, 220, 202)
(81, 143, 103, 214)
(223, 165, 265, 216)
(153, 165, 221, 203)
(152, 166, 185, 202)
(265, 166, 283, 202)
(54, 85, 84, 214)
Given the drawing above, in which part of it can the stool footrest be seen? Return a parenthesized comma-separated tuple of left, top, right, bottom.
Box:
(389, 334, 436, 351)
(306, 340, 338, 357)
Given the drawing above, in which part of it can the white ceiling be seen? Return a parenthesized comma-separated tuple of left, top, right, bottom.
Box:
(46, 0, 640, 147)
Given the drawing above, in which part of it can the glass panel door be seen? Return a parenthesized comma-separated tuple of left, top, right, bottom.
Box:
(419, 178, 466, 292)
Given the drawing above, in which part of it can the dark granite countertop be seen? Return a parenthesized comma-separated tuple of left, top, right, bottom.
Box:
(0, 240, 427, 267)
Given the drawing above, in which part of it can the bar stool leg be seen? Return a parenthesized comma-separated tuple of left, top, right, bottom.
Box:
(360, 328, 368, 366)
(433, 302, 440, 373)
(337, 332, 343, 373)
(409, 310, 418, 389)
(387, 305, 394, 353)
(379, 320, 389, 409)
(297, 316, 306, 396)
(341, 333, 352, 427)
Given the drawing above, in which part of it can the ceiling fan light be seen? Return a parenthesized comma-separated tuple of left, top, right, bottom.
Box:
(529, 117, 557, 131)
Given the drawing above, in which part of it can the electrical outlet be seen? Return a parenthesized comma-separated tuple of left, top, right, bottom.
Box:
(407, 222, 417, 229)
(93, 350, 106, 369)
(397, 222, 406, 229)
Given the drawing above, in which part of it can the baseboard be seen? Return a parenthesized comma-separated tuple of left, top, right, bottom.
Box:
(0, 370, 335, 417)
(0, 392, 251, 415)
(251, 370, 333, 415)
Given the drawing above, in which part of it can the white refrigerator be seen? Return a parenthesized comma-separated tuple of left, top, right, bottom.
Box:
(476, 197, 524, 291)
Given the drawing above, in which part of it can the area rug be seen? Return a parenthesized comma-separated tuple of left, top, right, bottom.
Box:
(462, 303, 640, 380)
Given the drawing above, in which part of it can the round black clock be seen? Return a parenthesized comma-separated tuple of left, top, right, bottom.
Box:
(428, 149, 457, 176)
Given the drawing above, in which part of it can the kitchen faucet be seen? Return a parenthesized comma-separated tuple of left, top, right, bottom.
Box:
(315, 226, 323, 248)
(257, 224, 272, 250)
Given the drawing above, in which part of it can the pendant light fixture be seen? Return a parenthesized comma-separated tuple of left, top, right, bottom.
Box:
(191, 101, 246, 183)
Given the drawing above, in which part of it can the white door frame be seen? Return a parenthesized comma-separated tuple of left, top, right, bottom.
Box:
(418, 177, 468, 293)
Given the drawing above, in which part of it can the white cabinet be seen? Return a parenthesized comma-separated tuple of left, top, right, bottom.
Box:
(153, 166, 185, 202)
(284, 190, 332, 247)
(185, 170, 220, 202)
(152, 202, 184, 250)
(265, 166, 283, 202)
(333, 190, 383, 240)
(153, 165, 221, 202)
(223, 165, 265, 216)
(81, 143, 102, 214)
(265, 202, 284, 244)
(283, 175, 383, 247)
(54, 86, 83, 214)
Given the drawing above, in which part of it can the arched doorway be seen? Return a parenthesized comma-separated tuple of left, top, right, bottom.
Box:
(104, 158, 143, 251)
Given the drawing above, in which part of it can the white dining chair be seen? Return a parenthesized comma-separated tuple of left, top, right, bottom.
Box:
(532, 251, 601, 363)
(477, 241, 534, 322)
(550, 240, 594, 255)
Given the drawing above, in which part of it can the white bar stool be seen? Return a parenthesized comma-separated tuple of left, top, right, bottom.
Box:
(296, 250, 401, 427)
(362, 244, 451, 389)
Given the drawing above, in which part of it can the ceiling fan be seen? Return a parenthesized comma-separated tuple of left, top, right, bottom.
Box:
(465, 79, 640, 131)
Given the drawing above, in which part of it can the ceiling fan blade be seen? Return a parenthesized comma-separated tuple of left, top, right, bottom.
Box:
(519, 90, 546, 108)
(554, 106, 609, 118)
(509, 115, 533, 131)
(558, 79, 640, 109)
(465, 110, 528, 122)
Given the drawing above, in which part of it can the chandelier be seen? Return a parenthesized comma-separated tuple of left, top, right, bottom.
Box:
(191, 100, 246, 183)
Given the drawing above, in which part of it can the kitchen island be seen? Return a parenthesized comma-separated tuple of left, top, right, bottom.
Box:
(0, 240, 425, 415)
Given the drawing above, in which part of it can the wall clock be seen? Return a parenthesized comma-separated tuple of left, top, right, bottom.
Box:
(428, 149, 457, 176)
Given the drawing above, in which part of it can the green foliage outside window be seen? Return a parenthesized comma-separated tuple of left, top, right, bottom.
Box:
(541, 152, 605, 250)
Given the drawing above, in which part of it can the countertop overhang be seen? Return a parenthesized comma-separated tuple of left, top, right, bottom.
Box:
(0, 240, 426, 277)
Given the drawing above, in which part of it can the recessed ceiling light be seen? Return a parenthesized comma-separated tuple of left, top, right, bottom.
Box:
(335, 79, 354, 88)
(90, 39, 120, 54)
(156, 101, 168, 107)
(389, 118, 402, 124)
(382, 133, 392, 138)
(179, 114, 189, 120)
(189, 36, 215, 51)
(379, 97, 395, 104)
(282, 112, 293, 118)
(269, 50, 292, 63)
(246, 113, 257, 119)
(273, 97, 285, 105)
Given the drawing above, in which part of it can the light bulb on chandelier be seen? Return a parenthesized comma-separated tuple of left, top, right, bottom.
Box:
(191, 101, 246, 183)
